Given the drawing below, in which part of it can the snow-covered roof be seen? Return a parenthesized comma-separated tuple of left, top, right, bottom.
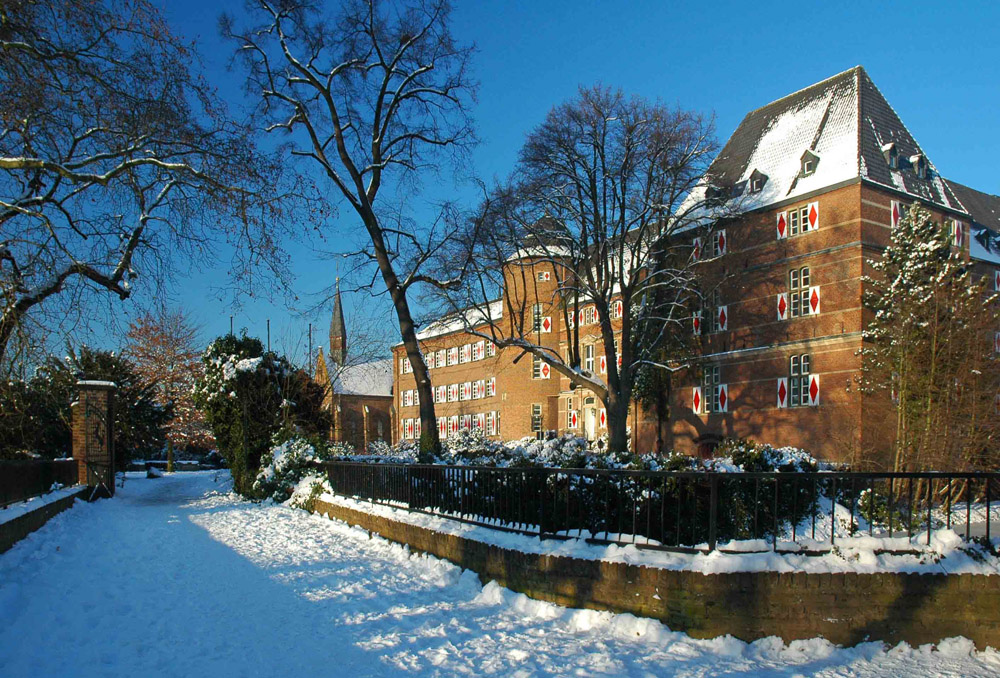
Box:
(412, 299, 504, 342)
(947, 179, 1000, 265)
(332, 359, 394, 397)
(708, 66, 962, 213)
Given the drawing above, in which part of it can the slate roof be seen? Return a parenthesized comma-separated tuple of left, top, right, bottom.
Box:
(708, 66, 961, 212)
(332, 358, 394, 397)
(947, 180, 1000, 264)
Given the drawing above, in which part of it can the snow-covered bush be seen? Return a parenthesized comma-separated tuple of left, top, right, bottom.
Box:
(254, 434, 347, 503)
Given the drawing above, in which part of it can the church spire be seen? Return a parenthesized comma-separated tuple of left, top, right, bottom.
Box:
(329, 278, 347, 367)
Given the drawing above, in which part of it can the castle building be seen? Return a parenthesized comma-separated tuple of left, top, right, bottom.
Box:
(315, 284, 394, 451)
(392, 67, 1000, 461)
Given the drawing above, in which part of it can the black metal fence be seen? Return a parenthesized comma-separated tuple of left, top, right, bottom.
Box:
(319, 462, 1000, 554)
(0, 459, 78, 509)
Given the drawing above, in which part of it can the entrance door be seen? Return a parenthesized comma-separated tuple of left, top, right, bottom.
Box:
(585, 408, 597, 440)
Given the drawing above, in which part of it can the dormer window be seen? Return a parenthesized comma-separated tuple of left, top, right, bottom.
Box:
(800, 150, 819, 177)
(748, 169, 768, 193)
(910, 154, 927, 179)
(882, 143, 898, 169)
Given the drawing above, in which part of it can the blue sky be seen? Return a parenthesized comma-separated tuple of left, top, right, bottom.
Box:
(112, 0, 999, 363)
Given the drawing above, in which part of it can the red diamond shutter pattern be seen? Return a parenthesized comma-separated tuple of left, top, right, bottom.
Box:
(693, 311, 702, 334)
(540, 362, 550, 379)
(807, 202, 819, 231)
(599, 409, 607, 428)
(541, 316, 552, 333)
(953, 221, 964, 249)
(891, 200, 901, 228)
(570, 411, 578, 428)
(692, 387, 702, 414)
(692, 237, 702, 261)
(777, 378, 788, 408)
(614, 300, 623, 318)
(717, 384, 729, 413)
(776, 211, 788, 239)
(599, 355, 607, 374)
(717, 229, 727, 255)
(777, 293, 788, 321)
(808, 374, 820, 406)
(718, 305, 728, 331)
(809, 286, 821, 314)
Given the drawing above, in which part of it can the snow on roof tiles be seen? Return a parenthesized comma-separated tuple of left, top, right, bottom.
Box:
(332, 359, 394, 397)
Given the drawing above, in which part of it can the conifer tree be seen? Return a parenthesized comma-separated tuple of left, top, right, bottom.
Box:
(859, 203, 1000, 471)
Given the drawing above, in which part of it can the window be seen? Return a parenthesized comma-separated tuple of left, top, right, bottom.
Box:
(530, 404, 543, 433)
(448, 415, 459, 435)
(709, 289, 725, 333)
(711, 230, 727, 258)
(788, 205, 811, 236)
(532, 303, 544, 332)
(435, 350, 445, 368)
(460, 382, 471, 401)
(436, 385, 446, 403)
(789, 354, 811, 407)
(487, 411, 499, 436)
(475, 380, 486, 399)
(801, 150, 819, 176)
(486, 377, 496, 397)
(611, 299, 623, 320)
(537, 271, 551, 282)
(702, 364, 721, 413)
(448, 383, 458, 402)
(583, 344, 595, 373)
(403, 390, 413, 407)
(582, 306, 596, 326)
(447, 347, 458, 366)
(460, 344, 471, 363)
(789, 266, 811, 317)
(486, 341, 496, 358)
(474, 340, 485, 360)
(883, 143, 899, 169)
(532, 355, 545, 379)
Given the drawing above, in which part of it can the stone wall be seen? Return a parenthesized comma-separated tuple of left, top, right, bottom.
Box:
(314, 497, 1000, 649)
(0, 489, 87, 554)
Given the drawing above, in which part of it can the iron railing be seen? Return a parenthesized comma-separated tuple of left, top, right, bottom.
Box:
(0, 459, 78, 509)
(318, 462, 1000, 554)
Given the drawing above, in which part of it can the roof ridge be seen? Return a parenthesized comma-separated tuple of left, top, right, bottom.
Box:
(741, 65, 863, 118)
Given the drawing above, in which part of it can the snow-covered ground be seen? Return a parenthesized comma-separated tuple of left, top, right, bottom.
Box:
(1, 473, 998, 677)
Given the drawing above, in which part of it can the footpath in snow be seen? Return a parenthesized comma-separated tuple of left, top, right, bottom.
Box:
(0, 472, 998, 678)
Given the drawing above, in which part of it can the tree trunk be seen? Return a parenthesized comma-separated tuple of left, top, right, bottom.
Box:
(166, 439, 174, 473)
(362, 211, 440, 458)
(606, 387, 631, 454)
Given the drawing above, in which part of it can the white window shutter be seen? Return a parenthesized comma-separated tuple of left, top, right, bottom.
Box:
(599, 355, 607, 374)
(540, 362, 551, 379)
(541, 317, 552, 333)
(777, 378, 788, 408)
(569, 410, 578, 428)
(718, 383, 729, 413)
(599, 408, 607, 428)
(776, 211, 788, 239)
(994, 270, 1000, 292)
(808, 374, 820, 406)
(692, 387, 702, 414)
(693, 310, 702, 334)
(717, 229, 727, 255)
(777, 293, 788, 321)
(808, 286, 821, 315)
(806, 202, 820, 231)
(718, 305, 728, 331)
(891, 200, 902, 228)
(953, 221, 964, 249)
(692, 237, 702, 262)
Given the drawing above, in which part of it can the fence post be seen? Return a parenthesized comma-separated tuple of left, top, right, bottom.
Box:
(708, 475, 718, 552)
(538, 469, 548, 539)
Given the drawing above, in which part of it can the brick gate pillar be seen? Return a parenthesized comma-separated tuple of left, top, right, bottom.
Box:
(72, 380, 117, 498)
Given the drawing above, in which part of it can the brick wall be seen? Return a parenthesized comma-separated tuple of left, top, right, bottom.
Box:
(314, 498, 1000, 649)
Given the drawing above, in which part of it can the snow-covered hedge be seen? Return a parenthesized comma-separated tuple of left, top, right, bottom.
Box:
(254, 435, 353, 503)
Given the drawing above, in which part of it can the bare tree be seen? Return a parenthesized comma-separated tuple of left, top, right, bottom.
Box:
(445, 86, 731, 452)
(0, 0, 301, 369)
(225, 0, 477, 455)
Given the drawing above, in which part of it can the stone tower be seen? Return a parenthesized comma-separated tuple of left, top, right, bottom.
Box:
(329, 279, 347, 368)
